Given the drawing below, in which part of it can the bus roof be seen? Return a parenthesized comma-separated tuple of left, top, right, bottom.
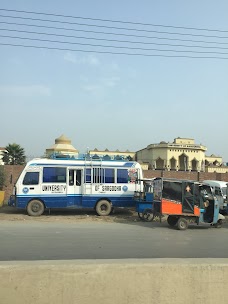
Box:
(25, 158, 141, 168)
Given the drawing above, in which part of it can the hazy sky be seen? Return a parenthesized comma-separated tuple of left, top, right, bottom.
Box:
(1, 0, 228, 161)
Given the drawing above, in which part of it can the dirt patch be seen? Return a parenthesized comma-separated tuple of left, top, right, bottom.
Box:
(1, 205, 227, 225)
(0, 205, 143, 224)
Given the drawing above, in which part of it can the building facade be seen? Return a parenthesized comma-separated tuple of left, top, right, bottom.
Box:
(89, 148, 135, 161)
(44, 135, 225, 172)
(136, 138, 209, 171)
(45, 135, 135, 161)
(205, 154, 223, 166)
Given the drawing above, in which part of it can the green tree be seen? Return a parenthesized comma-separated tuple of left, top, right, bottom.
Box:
(3, 143, 26, 165)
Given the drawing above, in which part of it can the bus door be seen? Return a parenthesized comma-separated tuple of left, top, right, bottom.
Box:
(67, 169, 82, 207)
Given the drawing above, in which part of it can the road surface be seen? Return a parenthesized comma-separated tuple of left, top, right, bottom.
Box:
(1, 220, 228, 260)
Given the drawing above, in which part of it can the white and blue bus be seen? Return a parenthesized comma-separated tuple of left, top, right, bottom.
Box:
(9, 156, 143, 216)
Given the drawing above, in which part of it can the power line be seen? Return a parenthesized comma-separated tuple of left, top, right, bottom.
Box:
(1, 14, 228, 39)
(2, 21, 228, 46)
(0, 8, 228, 34)
(2, 34, 228, 55)
(1, 28, 228, 50)
(1, 42, 228, 60)
(1, 8, 228, 59)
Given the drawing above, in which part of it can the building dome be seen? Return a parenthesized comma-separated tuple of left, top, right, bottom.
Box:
(46, 134, 78, 157)
(55, 134, 71, 145)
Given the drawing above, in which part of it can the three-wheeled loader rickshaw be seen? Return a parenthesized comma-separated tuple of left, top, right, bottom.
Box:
(134, 178, 155, 221)
(134, 177, 225, 230)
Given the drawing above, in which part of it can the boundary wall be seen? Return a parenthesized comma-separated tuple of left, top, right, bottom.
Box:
(1, 165, 228, 204)
(0, 259, 228, 304)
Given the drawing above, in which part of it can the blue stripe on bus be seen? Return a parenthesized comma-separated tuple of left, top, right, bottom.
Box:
(15, 195, 135, 209)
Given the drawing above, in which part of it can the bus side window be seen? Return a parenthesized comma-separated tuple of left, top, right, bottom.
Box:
(85, 169, 91, 183)
(23, 172, 39, 185)
(69, 170, 74, 186)
(117, 169, 128, 183)
(43, 167, 66, 183)
(104, 168, 114, 183)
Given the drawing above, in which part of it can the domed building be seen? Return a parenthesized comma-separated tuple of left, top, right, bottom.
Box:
(45, 135, 78, 158)
(136, 137, 207, 171)
(135, 137, 226, 172)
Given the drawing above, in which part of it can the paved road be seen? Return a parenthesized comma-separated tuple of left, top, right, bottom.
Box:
(1, 220, 228, 260)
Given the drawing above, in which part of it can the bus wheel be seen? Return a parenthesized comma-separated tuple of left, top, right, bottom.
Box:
(167, 215, 178, 227)
(96, 200, 112, 216)
(177, 217, 188, 230)
(27, 200, 45, 216)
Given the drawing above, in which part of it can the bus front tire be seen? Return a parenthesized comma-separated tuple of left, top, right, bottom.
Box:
(27, 200, 45, 216)
(96, 200, 112, 216)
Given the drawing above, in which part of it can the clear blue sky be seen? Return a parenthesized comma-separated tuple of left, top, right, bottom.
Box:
(1, 0, 228, 161)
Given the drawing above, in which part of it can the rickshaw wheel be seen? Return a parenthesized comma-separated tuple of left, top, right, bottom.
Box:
(177, 217, 188, 230)
(138, 212, 144, 220)
(167, 215, 178, 227)
(142, 208, 155, 222)
(214, 219, 223, 228)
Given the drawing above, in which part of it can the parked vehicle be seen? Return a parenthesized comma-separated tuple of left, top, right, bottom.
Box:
(134, 178, 155, 221)
(8, 155, 143, 216)
(135, 177, 225, 230)
(203, 180, 228, 212)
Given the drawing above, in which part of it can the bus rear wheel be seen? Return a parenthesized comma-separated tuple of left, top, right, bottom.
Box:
(96, 200, 112, 216)
(27, 200, 45, 216)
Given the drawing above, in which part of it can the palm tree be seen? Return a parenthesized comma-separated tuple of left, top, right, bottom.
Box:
(3, 143, 26, 165)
